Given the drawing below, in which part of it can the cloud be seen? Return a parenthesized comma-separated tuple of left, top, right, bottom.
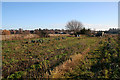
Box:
(48, 23, 118, 31)
(83, 23, 118, 31)
(4, 23, 116, 30)
(43, 23, 117, 31)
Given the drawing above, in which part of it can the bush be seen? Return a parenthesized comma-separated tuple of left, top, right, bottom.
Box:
(36, 30, 49, 38)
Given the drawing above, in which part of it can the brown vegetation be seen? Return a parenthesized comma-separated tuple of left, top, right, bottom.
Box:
(2, 30, 11, 35)
(2, 34, 39, 41)
(48, 34, 71, 37)
(50, 48, 90, 78)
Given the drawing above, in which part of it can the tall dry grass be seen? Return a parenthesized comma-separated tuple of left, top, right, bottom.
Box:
(1, 34, 39, 41)
(48, 34, 72, 37)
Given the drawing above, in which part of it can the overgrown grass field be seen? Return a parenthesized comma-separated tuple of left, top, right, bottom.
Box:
(2, 35, 119, 79)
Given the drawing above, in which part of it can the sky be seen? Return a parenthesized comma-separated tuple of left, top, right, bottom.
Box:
(2, 2, 118, 31)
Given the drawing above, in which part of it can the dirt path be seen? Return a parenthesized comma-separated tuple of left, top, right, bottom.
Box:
(49, 47, 90, 78)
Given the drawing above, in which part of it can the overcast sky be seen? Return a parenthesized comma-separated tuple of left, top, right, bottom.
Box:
(2, 2, 118, 31)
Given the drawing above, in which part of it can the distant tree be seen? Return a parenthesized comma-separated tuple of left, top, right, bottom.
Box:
(79, 28, 91, 36)
(85, 29, 91, 36)
(23, 30, 30, 34)
(62, 29, 64, 31)
(30, 30, 34, 34)
(2, 30, 11, 35)
(80, 28, 86, 34)
(39, 28, 42, 31)
(35, 29, 49, 37)
(65, 20, 83, 33)
(39, 30, 49, 37)
(18, 28, 23, 34)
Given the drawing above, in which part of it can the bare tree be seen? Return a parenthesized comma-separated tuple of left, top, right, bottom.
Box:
(65, 20, 83, 33)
